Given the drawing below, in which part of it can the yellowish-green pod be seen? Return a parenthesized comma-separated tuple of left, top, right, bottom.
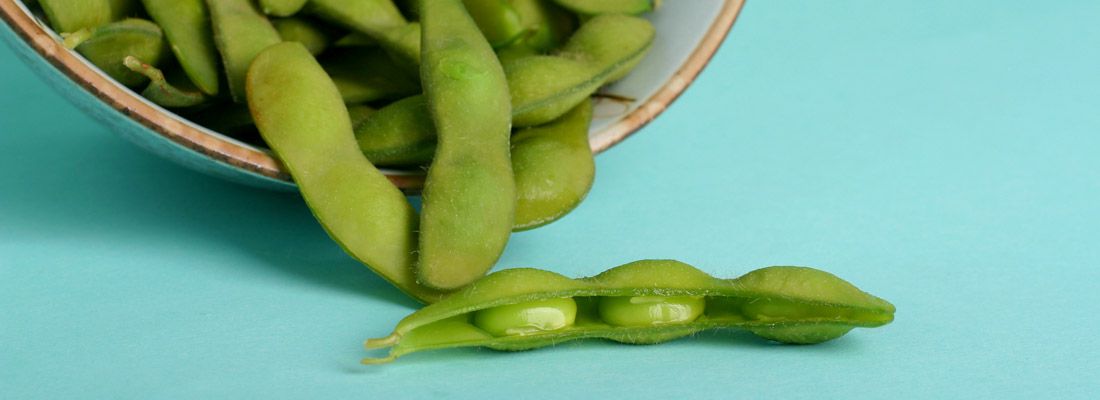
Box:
(246, 42, 446, 303)
(273, 17, 333, 56)
(364, 260, 895, 364)
(68, 19, 168, 88)
(123, 56, 207, 108)
(463, 0, 526, 48)
(354, 95, 436, 167)
(307, 0, 419, 66)
(141, 0, 221, 96)
(207, 0, 283, 103)
(258, 0, 308, 17)
(550, 0, 656, 16)
(417, 0, 515, 290)
(320, 47, 420, 104)
(511, 99, 595, 230)
(39, 0, 112, 33)
(507, 14, 654, 127)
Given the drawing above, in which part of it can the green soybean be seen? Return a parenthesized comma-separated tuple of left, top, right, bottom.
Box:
(39, 0, 111, 33)
(206, 0, 283, 103)
(273, 17, 334, 56)
(507, 14, 654, 127)
(246, 42, 446, 304)
(123, 56, 206, 108)
(141, 0, 221, 96)
(550, 0, 656, 16)
(417, 0, 515, 290)
(363, 260, 895, 364)
(258, 0, 308, 17)
(511, 99, 595, 230)
(68, 19, 168, 88)
(320, 47, 420, 104)
(354, 95, 436, 167)
(463, 0, 526, 49)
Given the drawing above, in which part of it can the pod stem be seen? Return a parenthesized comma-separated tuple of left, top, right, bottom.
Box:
(360, 354, 398, 365)
(364, 334, 400, 349)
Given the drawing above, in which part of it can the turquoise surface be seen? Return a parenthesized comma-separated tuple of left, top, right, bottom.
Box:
(2, 1, 1099, 398)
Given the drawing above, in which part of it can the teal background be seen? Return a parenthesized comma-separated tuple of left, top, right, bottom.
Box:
(3, 1, 1099, 398)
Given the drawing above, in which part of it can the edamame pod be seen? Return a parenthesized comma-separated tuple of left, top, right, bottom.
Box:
(259, 0, 308, 17)
(462, 0, 526, 48)
(417, 0, 515, 290)
(123, 56, 206, 108)
(141, 0, 221, 96)
(207, 0, 283, 103)
(550, 0, 656, 16)
(496, 0, 575, 60)
(507, 14, 654, 127)
(246, 42, 446, 303)
(67, 19, 168, 88)
(307, 0, 419, 66)
(511, 99, 594, 230)
(39, 0, 111, 33)
(363, 260, 895, 364)
(354, 95, 436, 167)
(320, 47, 420, 104)
(273, 17, 334, 56)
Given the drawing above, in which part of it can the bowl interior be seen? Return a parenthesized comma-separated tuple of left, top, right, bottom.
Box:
(0, 0, 743, 191)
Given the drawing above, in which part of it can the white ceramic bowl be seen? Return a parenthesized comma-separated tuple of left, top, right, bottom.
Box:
(0, 0, 744, 191)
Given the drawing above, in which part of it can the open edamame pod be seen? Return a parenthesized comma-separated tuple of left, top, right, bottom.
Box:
(66, 18, 168, 88)
(206, 0, 283, 103)
(247, 42, 447, 304)
(512, 99, 594, 230)
(141, 0, 221, 96)
(550, 0, 657, 16)
(417, 0, 515, 290)
(507, 14, 654, 127)
(363, 260, 895, 364)
(123, 56, 207, 108)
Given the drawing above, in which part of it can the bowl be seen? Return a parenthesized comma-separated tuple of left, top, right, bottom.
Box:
(0, 0, 744, 191)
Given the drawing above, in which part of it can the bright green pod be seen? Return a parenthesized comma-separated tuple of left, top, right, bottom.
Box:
(511, 99, 594, 230)
(39, 0, 112, 33)
(507, 14, 654, 127)
(463, 0, 526, 48)
(123, 56, 207, 108)
(68, 19, 168, 88)
(206, 0, 283, 103)
(141, 0, 221, 96)
(320, 47, 420, 104)
(347, 104, 377, 128)
(246, 42, 447, 304)
(307, 0, 419, 66)
(354, 95, 436, 167)
(417, 0, 515, 290)
(364, 260, 895, 364)
(258, 0, 308, 17)
(550, 0, 656, 16)
(273, 17, 334, 56)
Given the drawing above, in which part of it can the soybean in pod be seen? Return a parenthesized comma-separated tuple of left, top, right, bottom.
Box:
(363, 260, 895, 364)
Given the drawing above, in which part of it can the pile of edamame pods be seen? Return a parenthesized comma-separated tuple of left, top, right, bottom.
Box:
(31, 0, 896, 363)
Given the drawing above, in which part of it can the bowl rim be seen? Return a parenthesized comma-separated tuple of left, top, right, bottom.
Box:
(0, 0, 745, 190)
